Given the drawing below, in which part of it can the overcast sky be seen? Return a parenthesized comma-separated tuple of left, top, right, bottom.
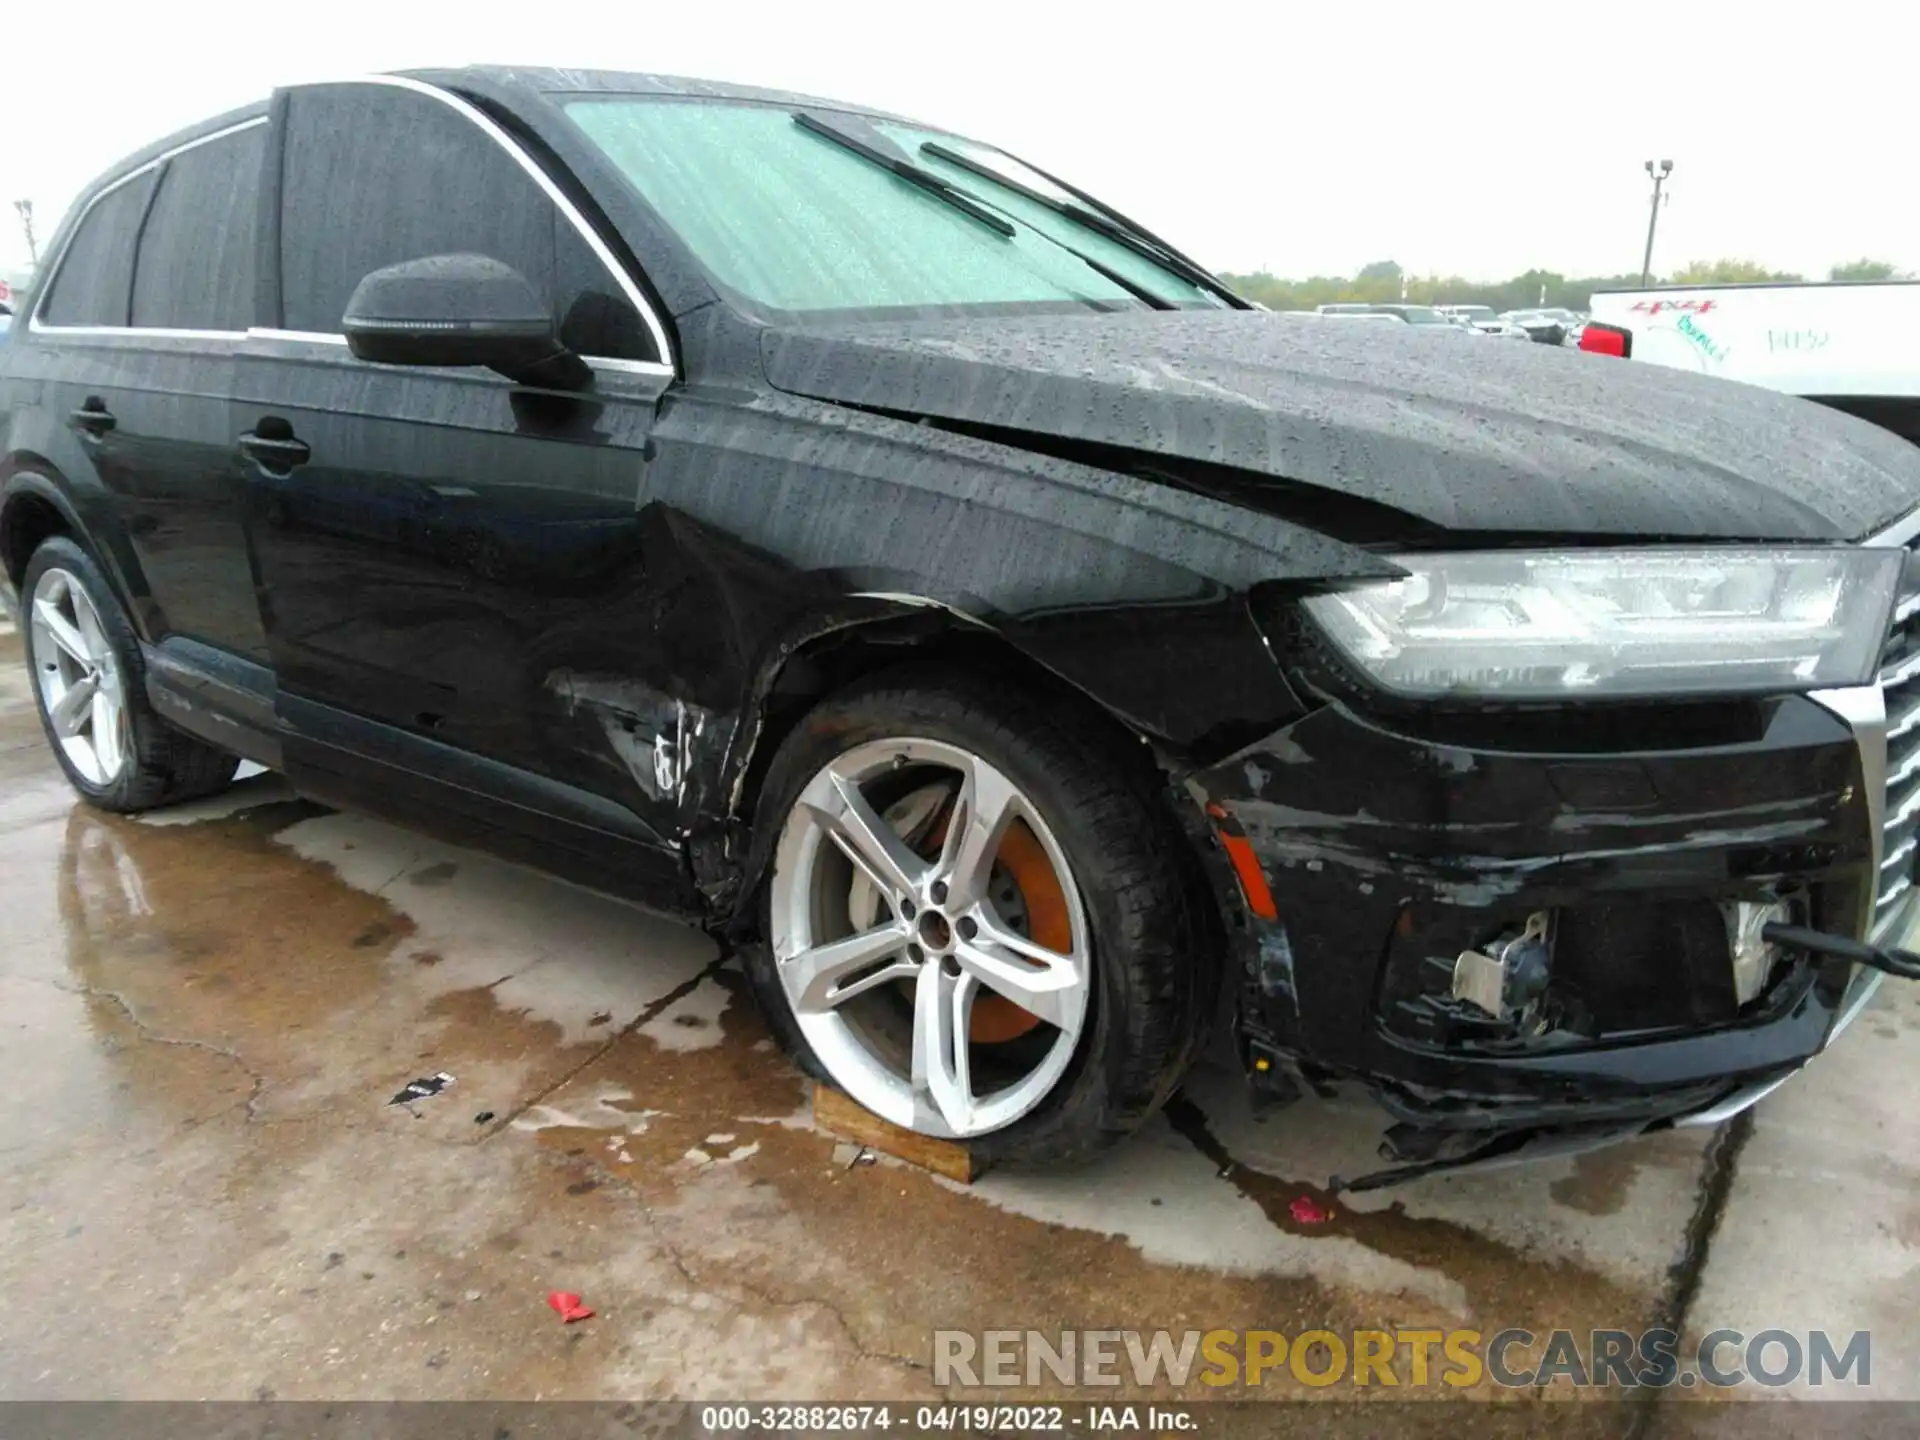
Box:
(3, 1, 1915, 284)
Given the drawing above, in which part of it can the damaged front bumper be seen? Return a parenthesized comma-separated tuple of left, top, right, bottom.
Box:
(1196, 679, 1915, 1179)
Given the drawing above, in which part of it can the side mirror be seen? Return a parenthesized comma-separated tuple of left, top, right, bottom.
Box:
(342, 254, 587, 388)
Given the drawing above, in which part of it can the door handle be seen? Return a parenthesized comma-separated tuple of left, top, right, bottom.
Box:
(70, 399, 115, 436)
(238, 429, 312, 472)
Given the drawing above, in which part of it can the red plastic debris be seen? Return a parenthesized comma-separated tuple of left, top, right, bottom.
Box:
(1289, 1195, 1333, 1225)
(546, 1290, 594, 1323)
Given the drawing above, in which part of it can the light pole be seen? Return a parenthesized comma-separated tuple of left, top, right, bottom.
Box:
(12, 199, 36, 267)
(1640, 160, 1672, 287)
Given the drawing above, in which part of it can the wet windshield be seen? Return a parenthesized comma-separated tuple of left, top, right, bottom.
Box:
(565, 96, 1225, 316)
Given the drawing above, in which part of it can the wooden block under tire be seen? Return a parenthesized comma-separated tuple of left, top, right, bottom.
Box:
(813, 1083, 979, 1184)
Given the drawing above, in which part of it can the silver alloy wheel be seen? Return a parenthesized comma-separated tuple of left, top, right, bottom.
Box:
(29, 567, 129, 788)
(769, 737, 1092, 1139)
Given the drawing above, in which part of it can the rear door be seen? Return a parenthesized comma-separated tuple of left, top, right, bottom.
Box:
(116, 120, 272, 664)
(22, 169, 160, 621)
(22, 119, 272, 669)
(234, 79, 690, 902)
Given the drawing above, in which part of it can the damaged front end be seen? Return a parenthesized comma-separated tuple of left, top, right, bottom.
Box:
(1193, 524, 1920, 1189)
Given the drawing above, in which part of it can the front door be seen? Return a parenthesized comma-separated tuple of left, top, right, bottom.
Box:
(235, 79, 690, 905)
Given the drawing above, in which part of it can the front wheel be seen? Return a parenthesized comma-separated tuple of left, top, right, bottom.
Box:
(745, 670, 1218, 1166)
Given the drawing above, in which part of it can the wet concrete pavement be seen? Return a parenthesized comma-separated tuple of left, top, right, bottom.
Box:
(1, 615, 1914, 1421)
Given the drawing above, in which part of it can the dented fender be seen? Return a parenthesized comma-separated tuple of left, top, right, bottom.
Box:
(596, 366, 1393, 915)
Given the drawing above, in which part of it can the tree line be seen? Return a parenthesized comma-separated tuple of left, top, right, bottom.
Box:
(1218, 258, 1910, 312)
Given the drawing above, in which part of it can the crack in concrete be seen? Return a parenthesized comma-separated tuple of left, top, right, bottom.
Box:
(626, 1179, 938, 1386)
(486, 928, 942, 1389)
(55, 978, 270, 1123)
(480, 947, 735, 1140)
(1655, 1110, 1755, 1340)
(369, 853, 425, 900)
(1627, 1108, 1755, 1435)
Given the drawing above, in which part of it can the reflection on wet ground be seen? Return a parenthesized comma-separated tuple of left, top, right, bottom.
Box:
(1, 619, 1913, 1416)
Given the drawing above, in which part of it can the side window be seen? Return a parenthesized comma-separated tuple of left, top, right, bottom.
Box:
(278, 84, 654, 361)
(39, 173, 155, 327)
(132, 124, 266, 331)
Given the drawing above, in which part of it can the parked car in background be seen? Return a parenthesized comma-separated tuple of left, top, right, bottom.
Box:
(6, 68, 1920, 1182)
(1364, 303, 1468, 329)
(1540, 308, 1586, 345)
(1584, 281, 1920, 445)
(1434, 304, 1530, 339)
(1435, 303, 1500, 331)
(1501, 309, 1571, 346)
(1315, 302, 1374, 314)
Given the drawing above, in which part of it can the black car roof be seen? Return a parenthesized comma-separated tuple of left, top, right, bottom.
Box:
(420, 65, 916, 123)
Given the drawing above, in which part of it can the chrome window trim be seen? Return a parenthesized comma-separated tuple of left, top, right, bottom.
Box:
(29, 116, 270, 336)
(271, 74, 675, 374)
(246, 328, 347, 346)
(582, 356, 678, 377)
(1868, 502, 1920, 549)
(25, 326, 247, 342)
(241, 326, 671, 382)
(29, 79, 677, 378)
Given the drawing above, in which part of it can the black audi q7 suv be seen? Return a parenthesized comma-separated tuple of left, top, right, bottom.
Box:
(4, 68, 1919, 1175)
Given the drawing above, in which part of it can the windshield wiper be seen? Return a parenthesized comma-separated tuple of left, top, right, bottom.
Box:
(998, 151, 1247, 307)
(918, 141, 1247, 308)
(793, 113, 1015, 238)
(793, 113, 1164, 310)
(1069, 252, 1174, 310)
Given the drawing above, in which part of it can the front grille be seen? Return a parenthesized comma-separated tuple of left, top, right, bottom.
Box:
(1875, 547, 1920, 934)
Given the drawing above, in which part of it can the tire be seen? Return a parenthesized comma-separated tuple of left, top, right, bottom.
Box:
(744, 667, 1219, 1166)
(21, 536, 240, 813)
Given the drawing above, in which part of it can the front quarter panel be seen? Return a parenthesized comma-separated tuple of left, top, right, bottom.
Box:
(639, 382, 1397, 764)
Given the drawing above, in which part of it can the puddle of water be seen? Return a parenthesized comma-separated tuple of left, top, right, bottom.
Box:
(275, 810, 716, 1046)
(637, 974, 734, 1053)
(134, 769, 291, 826)
(512, 1093, 662, 1135)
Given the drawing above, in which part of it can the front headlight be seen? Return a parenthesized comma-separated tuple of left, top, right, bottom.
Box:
(1301, 547, 1904, 700)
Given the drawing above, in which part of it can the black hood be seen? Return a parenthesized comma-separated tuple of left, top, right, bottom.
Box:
(761, 309, 1920, 542)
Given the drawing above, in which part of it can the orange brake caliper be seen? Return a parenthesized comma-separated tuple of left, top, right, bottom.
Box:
(920, 806, 1066, 1043)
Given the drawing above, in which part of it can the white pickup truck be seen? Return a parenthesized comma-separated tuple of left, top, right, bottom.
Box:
(1583, 282, 1920, 445)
